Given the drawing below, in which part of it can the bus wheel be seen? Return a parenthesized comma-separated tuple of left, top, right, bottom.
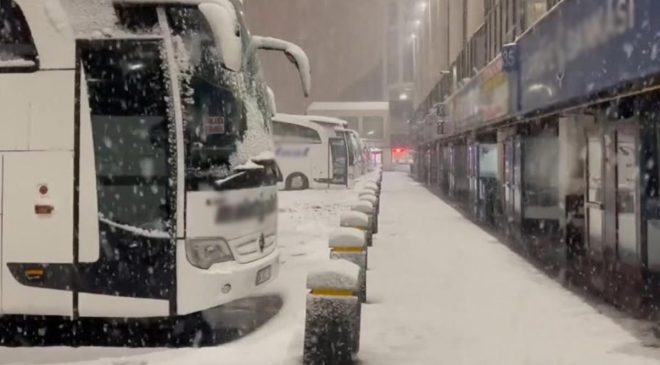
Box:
(286, 173, 309, 190)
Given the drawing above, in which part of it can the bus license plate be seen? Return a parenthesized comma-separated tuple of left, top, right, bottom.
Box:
(256, 266, 272, 286)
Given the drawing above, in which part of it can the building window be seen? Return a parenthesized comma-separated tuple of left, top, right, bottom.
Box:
(363, 116, 385, 140)
(342, 116, 360, 132)
(524, 0, 547, 30)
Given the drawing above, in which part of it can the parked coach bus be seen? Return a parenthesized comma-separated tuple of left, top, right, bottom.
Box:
(272, 114, 350, 190)
(0, 0, 310, 319)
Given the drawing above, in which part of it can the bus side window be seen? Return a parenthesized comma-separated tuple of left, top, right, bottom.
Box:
(272, 120, 321, 144)
(0, 0, 38, 72)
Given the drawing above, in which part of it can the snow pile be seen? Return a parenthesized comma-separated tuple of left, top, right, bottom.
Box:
(351, 201, 374, 214)
(328, 227, 365, 248)
(306, 260, 360, 291)
(339, 211, 369, 230)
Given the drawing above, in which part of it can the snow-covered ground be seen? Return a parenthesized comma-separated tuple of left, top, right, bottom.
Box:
(1, 171, 660, 364)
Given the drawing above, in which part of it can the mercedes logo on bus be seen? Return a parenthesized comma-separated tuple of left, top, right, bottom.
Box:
(259, 234, 266, 253)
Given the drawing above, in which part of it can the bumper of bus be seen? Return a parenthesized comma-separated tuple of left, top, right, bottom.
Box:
(176, 241, 280, 316)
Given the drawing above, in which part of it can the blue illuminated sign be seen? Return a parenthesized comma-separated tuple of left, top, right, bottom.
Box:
(518, 0, 659, 114)
(501, 43, 518, 73)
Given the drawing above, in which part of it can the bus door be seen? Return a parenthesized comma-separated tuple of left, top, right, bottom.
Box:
(329, 137, 349, 186)
(73, 38, 176, 317)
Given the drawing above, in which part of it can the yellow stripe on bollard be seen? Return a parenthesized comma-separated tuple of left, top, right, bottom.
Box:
(332, 247, 364, 253)
(310, 289, 355, 297)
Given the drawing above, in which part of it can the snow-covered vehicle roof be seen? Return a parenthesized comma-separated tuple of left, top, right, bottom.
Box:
(274, 113, 348, 128)
(307, 101, 389, 112)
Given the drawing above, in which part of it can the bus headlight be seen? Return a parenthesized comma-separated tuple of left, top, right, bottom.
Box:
(186, 238, 234, 269)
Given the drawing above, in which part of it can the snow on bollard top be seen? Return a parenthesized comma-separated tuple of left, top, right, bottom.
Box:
(307, 259, 360, 291)
(340, 211, 369, 230)
(329, 227, 366, 248)
(360, 194, 377, 205)
(358, 190, 378, 199)
(363, 181, 379, 191)
(351, 200, 374, 215)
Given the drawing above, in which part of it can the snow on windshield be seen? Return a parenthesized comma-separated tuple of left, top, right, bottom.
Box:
(230, 89, 274, 167)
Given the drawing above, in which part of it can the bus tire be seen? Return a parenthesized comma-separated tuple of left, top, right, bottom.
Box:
(285, 173, 309, 190)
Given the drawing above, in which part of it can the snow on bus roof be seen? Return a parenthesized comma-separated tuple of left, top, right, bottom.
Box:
(307, 101, 389, 112)
(274, 113, 348, 127)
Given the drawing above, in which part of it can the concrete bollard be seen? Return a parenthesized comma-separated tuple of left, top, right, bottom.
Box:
(329, 227, 368, 303)
(351, 201, 375, 237)
(359, 194, 379, 234)
(304, 260, 361, 364)
(340, 211, 372, 247)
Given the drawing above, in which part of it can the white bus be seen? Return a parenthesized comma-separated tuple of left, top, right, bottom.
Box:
(272, 114, 350, 190)
(0, 0, 310, 319)
(307, 101, 390, 170)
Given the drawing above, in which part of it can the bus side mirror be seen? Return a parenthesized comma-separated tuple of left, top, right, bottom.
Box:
(198, 1, 243, 72)
(248, 36, 311, 97)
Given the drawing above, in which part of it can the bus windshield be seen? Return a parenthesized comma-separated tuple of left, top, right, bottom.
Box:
(167, 6, 248, 190)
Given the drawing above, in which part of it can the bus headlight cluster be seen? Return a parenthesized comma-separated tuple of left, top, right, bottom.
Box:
(186, 238, 234, 269)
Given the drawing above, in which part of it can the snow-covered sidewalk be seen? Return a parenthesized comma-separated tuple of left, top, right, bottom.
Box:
(359, 172, 660, 364)
(1, 171, 659, 364)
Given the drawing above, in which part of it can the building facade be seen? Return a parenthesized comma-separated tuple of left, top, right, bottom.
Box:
(413, 0, 660, 314)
